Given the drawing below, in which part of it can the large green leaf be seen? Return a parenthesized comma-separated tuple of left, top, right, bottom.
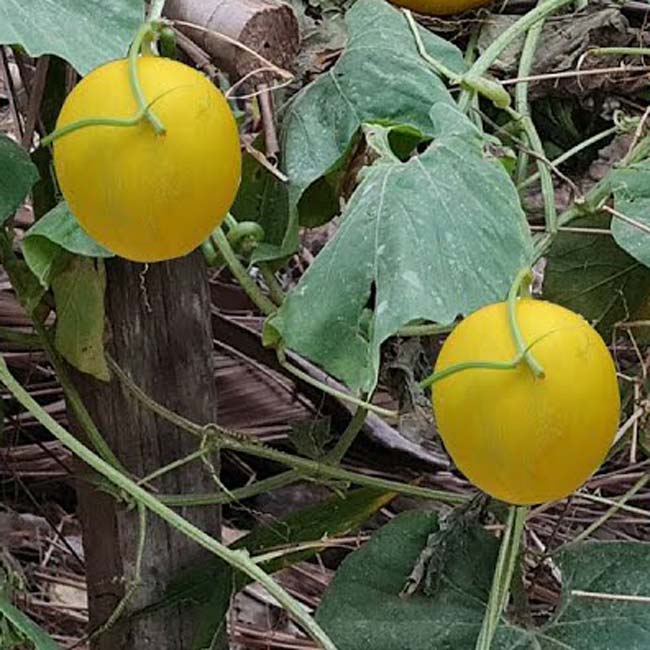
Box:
(316, 511, 498, 649)
(506, 541, 650, 649)
(52, 256, 109, 381)
(610, 160, 650, 269)
(0, 134, 39, 223)
(281, 0, 466, 226)
(543, 215, 650, 336)
(267, 108, 533, 392)
(316, 511, 650, 650)
(22, 201, 112, 288)
(0, 0, 142, 75)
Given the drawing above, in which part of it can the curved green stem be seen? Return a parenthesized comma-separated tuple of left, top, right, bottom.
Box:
(514, 3, 546, 185)
(508, 268, 545, 379)
(419, 272, 548, 389)
(212, 227, 277, 315)
(403, 9, 509, 109)
(106, 355, 464, 505)
(276, 349, 397, 418)
(475, 505, 529, 650)
(457, 0, 575, 112)
(420, 358, 524, 390)
(518, 126, 618, 191)
(128, 22, 166, 135)
(40, 115, 142, 147)
(40, 79, 181, 147)
(398, 322, 454, 337)
(419, 332, 552, 389)
(0, 354, 337, 650)
(587, 46, 650, 57)
(147, 0, 167, 20)
(200, 237, 224, 267)
(507, 106, 557, 234)
(328, 406, 368, 464)
(159, 470, 300, 507)
(159, 408, 366, 506)
(258, 263, 285, 305)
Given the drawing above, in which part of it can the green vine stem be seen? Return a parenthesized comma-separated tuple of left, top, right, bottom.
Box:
(475, 505, 529, 650)
(419, 268, 545, 389)
(0, 354, 337, 650)
(586, 46, 650, 58)
(137, 447, 208, 486)
(518, 125, 618, 190)
(211, 226, 278, 316)
(40, 113, 144, 147)
(147, 0, 167, 21)
(457, 0, 575, 113)
(327, 406, 368, 464)
(160, 407, 368, 506)
(403, 10, 510, 109)
(105, 355, 465, 505)
(507, 268, 544, 378)
(514, 2, 546, 185)
(200, 237, 224, 267)
(159, 470, 300, 507)
(258, 262, 286, 306)
(40, 21, 166, 147)
(544, 119, 650, 240)
(87, 505, 147, 643)
(397, 322, 454, 337)
(156, 403, 367, 506)
(507, 5, 559, 236)
(128, 22, 166, 135)
(506, 106, 557, 234)
(276, 348, 397, 418)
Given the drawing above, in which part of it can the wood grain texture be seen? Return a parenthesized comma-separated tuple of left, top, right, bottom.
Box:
(167, 0, 299, 83)
(73, 251, 222, 650)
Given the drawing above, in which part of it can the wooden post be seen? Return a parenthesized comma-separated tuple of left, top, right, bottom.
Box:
(73, 252, 222, 650)
(166, 0, 300, 83)
(71, 3, 299, 646)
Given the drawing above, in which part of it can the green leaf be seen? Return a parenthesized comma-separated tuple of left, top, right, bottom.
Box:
(230, 149, 292, 264)
(268, 108, 533, 392)
(0, 134, 39, 223)
(282, 0, 466, 224)
(316, 512, 650, 650)
(189, 486, 395, 649)
(135, 486, 394, 647)
(495, 541, 650, 648)
(316, 511, 499, 649)
(610, 160, 650, 268)
(0, 589, 60, 650)
(52, 256, 109, 381)
(543, 215, 650, 337)
(23, 202, 113, 288)
(0, 0, 143, 75)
